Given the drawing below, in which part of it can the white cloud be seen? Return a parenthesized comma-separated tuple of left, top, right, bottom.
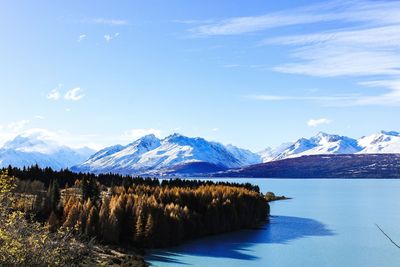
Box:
(247, 94, 358, 102)
(65, 108, 71, 112)
(122, 128, 162, 141)
(268, 26, 400, 77)
(7, 120, 30, 132)
(0, 120, 30, 146)
(104, 33, 119, 42)
(77, 34, 86, 42)
(104, 34, 112, 42)
(34, 115, 45, 120)
(46, 88, 60, 100)
(0, 125, 163, 151)
(223, 64, 241, 68)
(64, 88, 85, 101)
(191, 1, 400, 36)
(203, 1, 400, 106)
(211, 128, 219, 132)
(247, 91, 400, 107)
(82, 18, 128, 26)
(307, 118, 332, 127)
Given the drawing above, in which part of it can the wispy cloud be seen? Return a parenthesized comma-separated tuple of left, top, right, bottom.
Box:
(307, 118, 332, 127)
(266, 25, 400, 77)
(104, 33, 119, 42)
(246, 93, 400, 107)
(247, 94, 359, 102)
(82, 18, 128, 26)
(64, 88, 85, 101)
(191, 1, 400, 36)
(0, 127, 102, 150)
(7, 120, 30, 132)
(0, 120, 31, 145)
(46, 88, 61, 100)
(196, 0, 400, 106)
(34, 115, 45, 120)
(223, 64, 241, 68)
(121, 128, 162, 141)
(77, 34, 86, 42)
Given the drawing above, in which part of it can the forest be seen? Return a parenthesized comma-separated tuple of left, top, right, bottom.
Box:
(0, 165, 270, 266)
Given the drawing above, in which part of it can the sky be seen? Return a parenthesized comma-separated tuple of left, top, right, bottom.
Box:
(0, 0, 400, 151)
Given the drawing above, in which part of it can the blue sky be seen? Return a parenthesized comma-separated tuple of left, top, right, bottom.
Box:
(0, 0, 399, 151)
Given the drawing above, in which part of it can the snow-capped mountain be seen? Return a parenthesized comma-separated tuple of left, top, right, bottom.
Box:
(74, 134, 162, 174)
(258, 142, 293, 162)
(358, 131, 400, 153)
(274, 132, 362, 160)
(4, 130, 399, 175)
(225, 144, 262, 166)
(259, 131, 400, 162)
(73, 133, 262, 175)
(0, 133, 94, 170)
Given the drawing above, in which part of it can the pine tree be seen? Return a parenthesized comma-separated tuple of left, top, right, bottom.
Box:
(49, 179, 60, 212)
(85, 206, 99, 236)
(47, 210, 60, 232)
(144, 213, 155, 246)
(135, 212, 145, 244)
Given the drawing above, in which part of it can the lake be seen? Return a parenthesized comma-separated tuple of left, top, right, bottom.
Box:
(146, 178, 400, 267)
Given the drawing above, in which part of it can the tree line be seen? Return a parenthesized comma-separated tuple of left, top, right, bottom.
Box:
(5, 165, 270, 249)
(3, 164, 261, 192)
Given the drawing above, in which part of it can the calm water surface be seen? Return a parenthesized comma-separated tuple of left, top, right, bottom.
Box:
(146, 179, 400, 267)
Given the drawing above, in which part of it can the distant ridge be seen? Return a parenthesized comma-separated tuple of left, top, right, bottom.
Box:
(2, 130, 400, 176)
(0, 132, 94, 170)
(63, 130, 400, 176)
(213, 154, 400, 178)
(72, 133, 262, 175)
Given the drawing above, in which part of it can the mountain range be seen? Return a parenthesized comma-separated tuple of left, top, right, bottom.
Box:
(71, 133, 261, 175)
(1, 130, 399, 176)
(0, 132, 94, 170)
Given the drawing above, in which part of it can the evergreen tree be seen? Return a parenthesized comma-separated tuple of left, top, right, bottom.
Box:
(49, 179, 60, 212)
(47, 210, 60, 232)
(144, 212, 155, 246)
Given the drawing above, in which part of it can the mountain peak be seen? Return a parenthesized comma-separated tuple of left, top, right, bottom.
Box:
(380, 130, 400, 136)
(135, 134, 160, 144)
(316, 131, 330, 137)
(163, 133, 198, 144)
(139, 133, 158, 140)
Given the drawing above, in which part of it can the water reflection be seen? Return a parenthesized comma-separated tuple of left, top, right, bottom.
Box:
(147, 215, 334, 264)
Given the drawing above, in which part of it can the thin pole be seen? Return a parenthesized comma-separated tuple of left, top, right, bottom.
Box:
(375, 224, 400, 249)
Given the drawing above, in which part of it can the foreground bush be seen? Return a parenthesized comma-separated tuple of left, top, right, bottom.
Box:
(0, 172, 91, 267)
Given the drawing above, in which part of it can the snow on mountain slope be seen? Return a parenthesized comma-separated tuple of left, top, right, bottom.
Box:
(269, 132, 363, 161)
(73, 134, 161, 173)
(0, 133, 94, 169)
(258, 142, 293, 162)
(358, 131, 400, 153)
(260, 131, 400, 162)
(225, 144, 262, 165)
(73, 133, 260, 174)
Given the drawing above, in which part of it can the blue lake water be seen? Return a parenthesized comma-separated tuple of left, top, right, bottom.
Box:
(146, 179, 400, 267)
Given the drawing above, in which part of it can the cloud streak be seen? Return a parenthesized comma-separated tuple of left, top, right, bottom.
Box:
(122, 128, 162, 141)
(307, 118, 332, 127)
(194, 0, 400, 106)
(191, 1, 400, 36)
(82, 18, 128, 26)
(247, 92, 400, 107)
